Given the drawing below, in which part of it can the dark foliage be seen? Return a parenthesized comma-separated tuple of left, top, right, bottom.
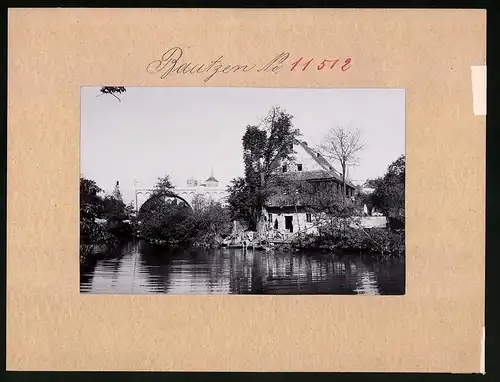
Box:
(227, 106, 301, 230)
(137, 177, 231, 247)
(99, 86, 127, 102)
(370, 155, 405, 228)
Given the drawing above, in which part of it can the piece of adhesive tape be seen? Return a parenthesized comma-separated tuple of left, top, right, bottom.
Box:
(471, 66, 487, 116)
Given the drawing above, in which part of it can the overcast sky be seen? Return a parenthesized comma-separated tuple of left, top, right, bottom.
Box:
(81, 87, 405, 204)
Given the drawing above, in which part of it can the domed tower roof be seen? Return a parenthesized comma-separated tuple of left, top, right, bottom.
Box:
(205, 168, 218, 183)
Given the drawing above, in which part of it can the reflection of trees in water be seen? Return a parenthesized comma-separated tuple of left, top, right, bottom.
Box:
(366, 256, 405, 295)
(190, 248, 233, 294)
(80, 256, 98, 291)
(138, 243, 239, 294)
(334, 255, 405, 295)
(332, 255, 376, 294)
(135, 240, 176, 293)
(228, 249, 255, 294)
(243, 252, 399, 295)
(250, 252, 264, 293)
(235, 252, 341, 294)
(80, 241, 130, 292)
(352, 261, 379, 295)
(109, 241, 136, 289)
(81, 239, 405, 295)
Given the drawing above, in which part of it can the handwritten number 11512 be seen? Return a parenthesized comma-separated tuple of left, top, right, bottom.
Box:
(290, 57, 352, 72)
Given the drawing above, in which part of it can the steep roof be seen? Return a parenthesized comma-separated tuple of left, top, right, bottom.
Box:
(271, 169, 356, 188)
(296, 141, 339, 173)
(205, 176, 218, 182)
(274, 140, 355, 188)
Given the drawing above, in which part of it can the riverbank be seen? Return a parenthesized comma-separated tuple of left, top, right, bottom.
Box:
(80, 237, 125, 263)
(131, 225, 405, 258)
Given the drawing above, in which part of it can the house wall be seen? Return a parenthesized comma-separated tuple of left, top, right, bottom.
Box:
(263, 208, 319, 237)
(290, 143, 324, 172)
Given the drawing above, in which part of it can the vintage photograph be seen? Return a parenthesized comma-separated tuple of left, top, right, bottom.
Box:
(80, 87, 405, 295)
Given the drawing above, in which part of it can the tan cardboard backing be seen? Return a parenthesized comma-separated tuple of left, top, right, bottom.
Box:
(7, 9, 486, 372)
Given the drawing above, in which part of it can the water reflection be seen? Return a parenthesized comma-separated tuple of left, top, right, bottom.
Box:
(80, 240, 405, 295)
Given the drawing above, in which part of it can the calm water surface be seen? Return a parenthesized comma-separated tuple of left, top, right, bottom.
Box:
(80, 240, 405, 295)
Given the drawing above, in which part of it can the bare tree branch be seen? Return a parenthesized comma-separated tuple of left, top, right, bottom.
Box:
(317, 126, 364, 202)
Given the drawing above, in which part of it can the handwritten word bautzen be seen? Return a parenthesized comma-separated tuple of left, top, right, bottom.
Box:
(146, 47, 351, 82)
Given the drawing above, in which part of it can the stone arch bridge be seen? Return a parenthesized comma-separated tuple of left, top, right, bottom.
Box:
(135, 189, 193, 213)
(135, 187, 228, 211)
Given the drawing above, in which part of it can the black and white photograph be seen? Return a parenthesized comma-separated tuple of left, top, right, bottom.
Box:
(80, 87, 405, 295)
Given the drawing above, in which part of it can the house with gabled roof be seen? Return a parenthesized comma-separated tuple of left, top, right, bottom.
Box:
(259, 140, 357, 238)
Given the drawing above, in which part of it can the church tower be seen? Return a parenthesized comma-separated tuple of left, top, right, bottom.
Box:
(204, 168, 219, 188)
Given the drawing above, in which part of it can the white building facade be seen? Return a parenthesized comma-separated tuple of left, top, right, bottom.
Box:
(135, 171, 229, 210)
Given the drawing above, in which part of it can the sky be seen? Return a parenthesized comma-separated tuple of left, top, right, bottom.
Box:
(81, 87, 405, 204)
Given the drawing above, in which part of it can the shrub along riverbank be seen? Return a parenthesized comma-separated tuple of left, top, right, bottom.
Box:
(80, 177, 134, 262)
(290, 226, 405, 257)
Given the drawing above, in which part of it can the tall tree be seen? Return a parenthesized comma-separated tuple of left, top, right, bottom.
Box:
(152, 175, 175, 195)
(80, 177, 104, 221)
(80, 177, 109, 247)
(318, 126, 364, 200)
(229, 106, 301, 230)
(372, 155, 405, 228)
(243, 106, 300, 187)
(227, 177, 254, 225)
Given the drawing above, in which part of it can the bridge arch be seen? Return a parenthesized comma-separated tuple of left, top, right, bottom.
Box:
(137, 190, 193, 214)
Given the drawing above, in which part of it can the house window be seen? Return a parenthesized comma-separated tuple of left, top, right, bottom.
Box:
(282, 165, 287, 173)
(306, 213, 312, 223)
(285, 216, 293, 233)
(297, 164, 303, 171)
(268, 213, 272, 223)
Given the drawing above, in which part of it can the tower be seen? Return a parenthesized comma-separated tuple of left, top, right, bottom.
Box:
(112, 180, 123, 201)
(204, 168, 219, 188)
(186, 176, 198, 188)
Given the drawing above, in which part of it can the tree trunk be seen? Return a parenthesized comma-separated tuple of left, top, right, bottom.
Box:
(341, 164, 346, 207)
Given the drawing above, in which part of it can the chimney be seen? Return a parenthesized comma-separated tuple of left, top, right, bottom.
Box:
(302, 141, 308, 146)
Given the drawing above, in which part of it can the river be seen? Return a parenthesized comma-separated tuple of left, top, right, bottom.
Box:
(80, 239, 405, 295)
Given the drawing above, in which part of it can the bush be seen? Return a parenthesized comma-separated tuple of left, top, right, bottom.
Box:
(138, 197, 232, 248)
(312, 224, 405, 256)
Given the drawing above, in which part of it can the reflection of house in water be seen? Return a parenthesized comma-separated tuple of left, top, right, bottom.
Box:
(259, 140, 357, 239)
